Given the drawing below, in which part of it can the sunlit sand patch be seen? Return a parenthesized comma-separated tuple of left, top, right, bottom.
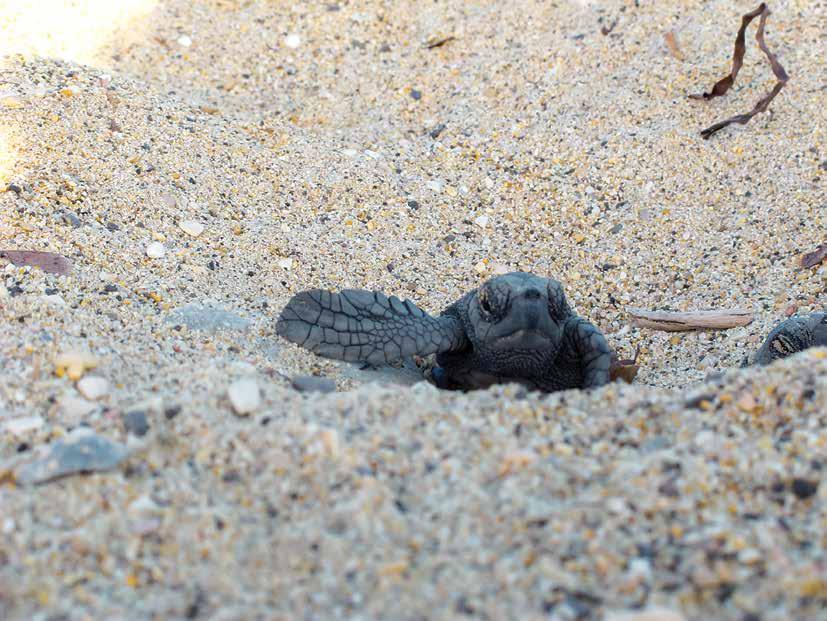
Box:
(0, 0, 157, 196)
(0, 122, 16, 188)
(0, 0, 158, 65)
(0, 122, 22, 239)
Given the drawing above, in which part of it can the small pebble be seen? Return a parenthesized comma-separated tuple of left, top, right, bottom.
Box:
(177, 35, 193, 47)
(284, 33, 301, 48)
(291, 375, 336, 394)
(429, 123, 446, 139)
(179, 220, 205, 237)
(737, 393, 758, 413)
(738, 548, 764, 564)
(165, 304, 250, 332)
(1, 95, 24, 109)
(63, 211, 82, 227)
(54, 351, 99, 381)
(605, 609, 686, 621)
(77, 376, 109, 400)
(146, 241, 166, 258)
(4, 416, 44, 436)
(41, 294, 66, 306)
(498, 451, 537, 476)
(791, 478, 819, 499)
(228, 377, 261, 415)
(59, 395, 98, 421)
(123, 410, 150, 437)
(131, 517, 162, 536)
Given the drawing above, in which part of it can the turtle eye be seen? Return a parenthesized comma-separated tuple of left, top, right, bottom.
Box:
(546, 281, 572, 321)
(479, 291, 493, 314)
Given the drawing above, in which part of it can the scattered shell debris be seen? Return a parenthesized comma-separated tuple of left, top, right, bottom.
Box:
(178, 219, 205, 237)
(227, 377, 261, 415)
(145, 241, 166, 258)
(76, 376, 109, 400)
(54, 351, 99, 381)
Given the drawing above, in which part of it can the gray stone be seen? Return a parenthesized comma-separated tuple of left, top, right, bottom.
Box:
(123, 410, 149, 436)
(165, 304, 250, 333)
(640, 436, 671, 453)
(291, 375, 336, 394)
(16, 429, 128, 485)
(63, 211, 82, 228)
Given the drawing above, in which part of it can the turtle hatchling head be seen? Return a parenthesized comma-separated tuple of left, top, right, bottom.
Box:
(810, 312, 827, 347)
(467, 272, 573, 356)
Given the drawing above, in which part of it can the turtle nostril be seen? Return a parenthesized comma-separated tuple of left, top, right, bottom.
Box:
(524, 288, 542, 300)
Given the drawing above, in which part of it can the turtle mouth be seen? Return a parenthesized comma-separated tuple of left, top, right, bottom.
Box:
(495, 328, 553, 349)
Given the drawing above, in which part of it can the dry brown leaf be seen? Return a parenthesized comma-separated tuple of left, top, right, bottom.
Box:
(689, 3, 789, 139)
(800, 243, 827, 269)
(0, 250, 72, 275)
(0, 468, 16, 487)
(610, 346, 640, 384)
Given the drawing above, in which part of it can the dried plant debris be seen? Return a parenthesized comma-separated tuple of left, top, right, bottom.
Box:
(628, 308, 754, 331)
(0, 249, 72, 275)
(690, 3, 789, 139)
(609, 346, 640, 384)
(664, 30, 684, 60)
(800, 242, 827, 269)
(600, 20, 618, 36)
(423, 35, 456, 49)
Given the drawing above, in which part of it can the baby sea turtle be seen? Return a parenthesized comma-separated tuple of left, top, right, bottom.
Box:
(749, 312, 827, 366)
(277, 272, 612, 392)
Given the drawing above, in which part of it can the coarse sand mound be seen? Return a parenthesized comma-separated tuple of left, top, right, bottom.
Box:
(1, 1, 825, 619)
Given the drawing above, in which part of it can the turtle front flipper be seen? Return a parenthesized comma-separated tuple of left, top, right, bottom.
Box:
(562, 317, 612, 388)
(277, 288, 468, 365)
(752, 312, 827, 366)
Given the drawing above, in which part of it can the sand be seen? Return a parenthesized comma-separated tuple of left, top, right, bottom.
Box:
(0, 0, 825, 619)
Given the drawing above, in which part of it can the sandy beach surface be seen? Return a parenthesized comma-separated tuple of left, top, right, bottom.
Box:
(1, 0, 825, 619)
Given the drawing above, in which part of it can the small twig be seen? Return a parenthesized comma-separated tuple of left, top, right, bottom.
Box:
(664, 31, 684, 60)
(627, 308, 753, 331)
(423, 36, 456, 50)
(689, 3, 789, 139)
(689, 4, 765, 101)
